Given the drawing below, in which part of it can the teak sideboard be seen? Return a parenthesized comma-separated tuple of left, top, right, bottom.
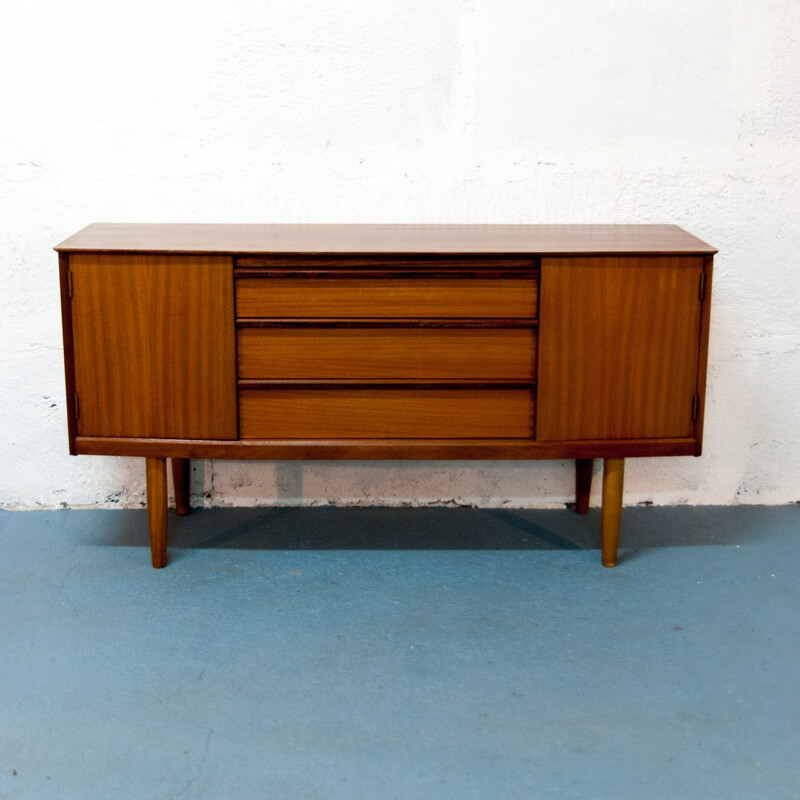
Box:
(56, 224, 716, 568)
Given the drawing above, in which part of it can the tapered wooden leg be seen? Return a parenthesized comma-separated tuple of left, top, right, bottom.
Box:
(146, 457, 168, 568)
(575, 458, 593, 515)
(601, 457, 625, 567)
(171, 458, 191, 516)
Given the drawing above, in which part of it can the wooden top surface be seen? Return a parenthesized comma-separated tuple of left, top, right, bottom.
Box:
(55, 223, 716, 255)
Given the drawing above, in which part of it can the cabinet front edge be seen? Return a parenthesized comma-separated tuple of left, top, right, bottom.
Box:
(74, 436, 698, 460)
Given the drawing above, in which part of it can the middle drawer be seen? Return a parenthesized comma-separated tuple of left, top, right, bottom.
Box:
(237, 326, 537, 381)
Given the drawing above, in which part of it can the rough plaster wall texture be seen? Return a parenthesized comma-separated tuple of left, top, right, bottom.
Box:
(1, 1, 798, 510)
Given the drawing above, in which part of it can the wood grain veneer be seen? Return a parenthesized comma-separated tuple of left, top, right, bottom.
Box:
(237, 328, 537, 381)
(69, 253, 237, 439)
(693, 255, 714, 456)
(239, 389, 535, 440)
(536, 256, 704, 441)
(57, 223, 715, 568)
(235, 276, 538, 319)
(56, 223, 717, 255)
(146, 457, 168, 568)
(58, 253, 78, 454)
(601, 458, 625, 567)
(74, 435, 699, 460)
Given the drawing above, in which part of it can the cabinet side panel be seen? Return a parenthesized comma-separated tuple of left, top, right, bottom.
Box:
(70, 254, 236, 439)
(58, 253, 78, 454)
(537, 256, 703, 442)
(693, 255, 714, 455)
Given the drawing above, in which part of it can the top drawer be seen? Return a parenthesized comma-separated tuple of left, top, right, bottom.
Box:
(234, 258, 539, 319)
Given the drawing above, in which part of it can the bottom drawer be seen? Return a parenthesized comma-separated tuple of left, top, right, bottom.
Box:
(239, 389, 534, 439)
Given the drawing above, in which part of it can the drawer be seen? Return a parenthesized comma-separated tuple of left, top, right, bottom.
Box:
(237, 327, 536, 380)
(239, 389, 535, 439)
(235, 276, 538, 319)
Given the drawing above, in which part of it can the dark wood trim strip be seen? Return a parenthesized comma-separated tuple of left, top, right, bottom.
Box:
(235, 256, 540, 270)
(237, 379, 537, 390)
(234, 268, 540, 279)
(693, 255, 714, 456)
(75, 436, 698, 460)
(58, 253, 78, 455)
(236, 318, 538, 329)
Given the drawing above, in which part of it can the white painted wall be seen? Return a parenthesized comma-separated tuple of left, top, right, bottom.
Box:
(1, 1, 798, 510)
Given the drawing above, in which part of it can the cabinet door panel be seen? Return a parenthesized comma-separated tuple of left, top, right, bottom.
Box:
(70, 254, 236, 439)
(537, 256, 703, 441)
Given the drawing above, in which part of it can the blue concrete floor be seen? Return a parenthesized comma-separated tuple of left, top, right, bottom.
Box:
(0, 505, 798, 799)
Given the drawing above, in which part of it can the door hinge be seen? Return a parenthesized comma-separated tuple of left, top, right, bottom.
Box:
(698, 271, 706, 302)
(67, 271, 73, 299)
(691, 393, 699, 421)
(73, 392, 80, 420)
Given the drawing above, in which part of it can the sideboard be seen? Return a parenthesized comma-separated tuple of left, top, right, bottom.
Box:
(56, 224, 715, 568)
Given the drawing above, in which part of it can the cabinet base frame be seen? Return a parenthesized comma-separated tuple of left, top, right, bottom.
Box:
(76, 436, 696, 460)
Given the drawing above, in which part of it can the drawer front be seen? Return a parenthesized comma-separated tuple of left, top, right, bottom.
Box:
(237, 327, 536, 380)
(236, 277, 538, 319)
(239, 389, 535, 439)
